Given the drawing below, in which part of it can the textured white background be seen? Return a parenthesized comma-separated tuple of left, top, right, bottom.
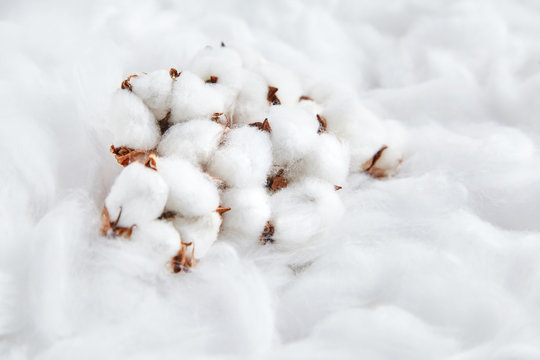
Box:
(1, 0, 540, 359)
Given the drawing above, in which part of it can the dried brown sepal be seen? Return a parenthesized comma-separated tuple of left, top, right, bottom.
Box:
(361, 145, 391, 178)
(169, 68, 181, 80)
(299, 95, 313, 101)
(316, 114, 327, 134)
(260, 221, 275, 245)
(267, 86, 281, 105)
(171, 242, 199, 273)
(158, 211, 177, 220)
(216, 205, 231, 220)
(210, 176, 228, 190)
(121, 74, 138, 91)
(100, 206, 134, 239)
(110, 145, 155, 167)
(211, 112, 231, 128)
(334, 185, 342, 191)
(249, 118, 272, 133)
(205, 76, 218, 84)
(221, 41, 226, 47)
(267, 169, 288, 192)
(144, 154, 157, 171)
(158, 111, 172, 135)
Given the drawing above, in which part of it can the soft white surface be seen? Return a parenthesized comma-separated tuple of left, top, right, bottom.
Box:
(1, 0, 540, 359)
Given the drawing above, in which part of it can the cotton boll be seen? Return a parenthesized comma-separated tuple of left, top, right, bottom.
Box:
(130, 220, 181, 263)
(298, 98, 324, 116)
(157, 119, 224, 167)
(130, 70, 173, 120)
(267, 105, 319, 167)
(208, 126, 272, 187)
(157, 157, 219, 217)
(107, 90, 160, 150)
(256, 62, 302, 106)
(232, 71, 269, 125)
(172, 212, 221, 259)
(220, 187, 271, 241)
(321, 99, 386, 169)
(104, 162, 169, 228)
(290, 133, 350, 185)
(169, 71, 224, 123)
(270, 178, 344, 251)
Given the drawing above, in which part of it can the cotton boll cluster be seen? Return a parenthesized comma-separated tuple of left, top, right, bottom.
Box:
(100, 44, 404, 272)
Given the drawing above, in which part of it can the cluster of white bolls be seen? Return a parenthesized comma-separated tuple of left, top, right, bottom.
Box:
(101, 43, 403, 272)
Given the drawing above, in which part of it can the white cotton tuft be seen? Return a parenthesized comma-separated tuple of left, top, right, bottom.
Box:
(208, 126, 272, 188)
(298, 98, 325, 116)
(232, 71, 269, 125)
(290, 133, 350, 185)
(270, 178, 344, 251)
(267, 105, 319, 167)
(130, 220, 181, 262)
(107, 90, 160, 150)
(157, 157, 219, 217)
(104, 162, 169, 228)
(220, 187, 271, 241)
(130, 70, 173, 120)
(321, 99, 386, 169)
(256, 62, 302, 106)
(157, 119, 224, 167)
(169, 71, 225, 123)
(173, 212, 222, 259)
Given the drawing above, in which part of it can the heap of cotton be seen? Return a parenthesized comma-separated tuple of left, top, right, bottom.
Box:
(99, 44, 404, 273)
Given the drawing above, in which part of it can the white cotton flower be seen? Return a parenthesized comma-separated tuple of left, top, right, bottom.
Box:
(104, 162, 169, 228)
(169, 71, 225, 123)
(220, 187, 271, 240)
(290, 132, 350, 185)
(270, 178, 344, 251)
(107, 90, 160, 150)
(157, 119, 224, 167)
(173, 212, 222, 259)
(267, 105, 319, 167)
(208, 126, 272, 188)
(156, 157, 219, 217)
(130, 70, 173, 120)
(130, 220, 181, 261)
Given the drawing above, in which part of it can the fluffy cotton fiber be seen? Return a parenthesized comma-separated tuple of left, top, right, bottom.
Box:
(130, 69, 173, 120)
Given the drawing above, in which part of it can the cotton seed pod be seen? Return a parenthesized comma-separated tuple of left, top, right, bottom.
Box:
(107, 90, 161, 150)
(157, 157, 219, 217)
(157, 119, 224, 167)
(129, 69, 173, 120)
(172, 212, 222, 260)
(270, 178, 344, 251)
(104, 162, 169, 229)
(208, 126, 272, 188)
(169, 71, 225, 124)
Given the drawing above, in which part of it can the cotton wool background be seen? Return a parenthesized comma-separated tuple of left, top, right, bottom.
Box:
(2, 0, 540, 359)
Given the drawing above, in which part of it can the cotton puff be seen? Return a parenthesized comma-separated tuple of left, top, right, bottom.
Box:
(232, 71, 269, 125)
(270, 178, 344, 251)
(130, 220, 181, 263)
(169, 71, 224, 123)
(321, 99, 386, 169)
(104, 162, 169, 228)
(157, 119, 224, 167)
(157, 157, 219, 217)
(208, 126, 272, 188)
(129, 70, 173, 120)
(173, 212, 222, 259)
(289, 133, 350, 185)
(220, 187, 271, 241)
(297, 98, 325, 116)
(256, 62, 302, 106)
(267, 105, 319, 167)
(107, 90, 160, 150)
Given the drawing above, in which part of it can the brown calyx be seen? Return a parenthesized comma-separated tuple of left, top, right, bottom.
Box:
(159, 111, 172, 135)
(260, 221, 275, 245)
(100, 206, 135, 239)
(249, 118, 272, 133)
(316, 114, 327, 134)
(334, 185, 342, 191)
(216, 205, 231, 220)
(299, 95, 313, 101)
(267, 169, 287, 192)
(267, 86, 281, 105)
(121, 74, 138, 91)
(205, 76, 218, 84)
(211, 112, 231, 129)
(171, 242, 197, 273)
(110, 145, 156, 169)
(169, 68, 181, 80)
(361, 145, 389, 178)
